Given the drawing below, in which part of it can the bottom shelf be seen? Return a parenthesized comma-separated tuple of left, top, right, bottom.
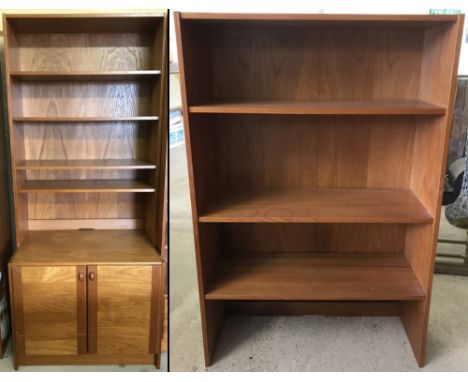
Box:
(205, 252, 425, 301)
(10, 230, 161, 265)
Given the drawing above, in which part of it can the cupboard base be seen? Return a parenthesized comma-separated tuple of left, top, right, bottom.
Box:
(14, 353, 160, 368)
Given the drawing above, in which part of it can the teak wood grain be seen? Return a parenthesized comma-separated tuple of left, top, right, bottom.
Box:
(13, 116, 159, 122)
(176, 12, 464, 367)
(4, 12, 168, 368)
(19, 179, 155, 193)
(94, 265, 153, 354)
(11, 71, 161, 81)
(18, 266, 81, 356)
(189, 100, 446, 115)
(16, 159, 156, 170)
(206, 252, 425, 301)
(9, 230, 161, 265)
(199, 188, 433, 223)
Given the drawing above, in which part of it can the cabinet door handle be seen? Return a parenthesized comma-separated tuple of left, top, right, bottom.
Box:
(78, 272, 85, 281)
(89, 272, 96, 281)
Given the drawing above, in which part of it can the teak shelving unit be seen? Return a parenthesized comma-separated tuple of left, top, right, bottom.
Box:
(175, 13, 464, 367)
(3, 13, 168, 368)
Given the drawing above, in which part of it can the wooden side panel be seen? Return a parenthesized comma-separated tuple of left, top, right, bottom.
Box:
(149, 265, 163, 356)
(95, 265, 153, 355)
(402, 17, 465, 367)
(145, 13, 168, 248)
(18, 266, 80, 356)
(175, 13, 225, 367)
(4, 15, 28, 246)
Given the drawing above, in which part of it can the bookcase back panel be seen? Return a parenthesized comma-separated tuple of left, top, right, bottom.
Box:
(183, 22, 429, 103)
(194, 115, 415, 194)
(24, 170, 139, 180)
(19, 123, 150, 161)
(13, 81, 153, 117)
(13, 33, 155, 71)
(219, 223, 406, 254)
(27, 193, 143, 220)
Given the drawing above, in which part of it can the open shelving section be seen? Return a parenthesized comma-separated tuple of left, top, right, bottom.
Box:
(175, 12, 464, 367)
(4, 13, 168, 368)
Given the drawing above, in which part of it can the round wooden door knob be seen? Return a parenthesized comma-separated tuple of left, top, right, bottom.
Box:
(78, 272, 85, 281)
(89, 272, 96, 281)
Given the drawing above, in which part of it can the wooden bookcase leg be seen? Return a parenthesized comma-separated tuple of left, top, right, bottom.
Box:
(201, 300, 225, 367)
(154, 353, 161, 369)
(401, 300, 429, 367)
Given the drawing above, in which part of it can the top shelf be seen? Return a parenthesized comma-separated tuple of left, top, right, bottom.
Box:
(179, 13, 460, 27)
(5, 13, 165, 33)
(10, 70, 161, 81)
(189, 100, 446, 116)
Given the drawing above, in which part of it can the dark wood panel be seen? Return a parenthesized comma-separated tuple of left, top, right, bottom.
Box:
(198, 24, 425, 104)
(221, 223, 406, 254)
(206, 252, 425, 301)
(205, 115, 416, 190)
(226, 301, 400, 316)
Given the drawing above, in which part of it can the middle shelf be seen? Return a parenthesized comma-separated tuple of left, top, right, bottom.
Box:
(205, 252, 426, 301)
(189, 99, 446, 115)
(16, 159, 157, 170)
(199, 188, 433, 223)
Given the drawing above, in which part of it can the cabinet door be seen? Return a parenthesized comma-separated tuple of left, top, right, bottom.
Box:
(11, 265, 87, 356)
(87, 265, 161, 355)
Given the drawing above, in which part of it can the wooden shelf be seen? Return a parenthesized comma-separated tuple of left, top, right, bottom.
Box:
(199, 188, 433, 223)
(10, 70, 161, 81)
(179, 13, 458, 25)
(19, 179, 155, 193)
(189, 99, 446, 115)
(13, 116, 159, 123)
(205, 252, 426, 301)
(16, 159, 156, 170)
(10, 230, 161, 265)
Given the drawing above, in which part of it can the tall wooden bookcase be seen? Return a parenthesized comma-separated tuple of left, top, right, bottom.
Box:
(175, 13, 463, 367)
(3, 13, 168, 368)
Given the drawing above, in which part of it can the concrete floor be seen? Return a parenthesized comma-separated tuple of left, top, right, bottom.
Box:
(0, 341, 167, 372)
(169, 144, 468, 372)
